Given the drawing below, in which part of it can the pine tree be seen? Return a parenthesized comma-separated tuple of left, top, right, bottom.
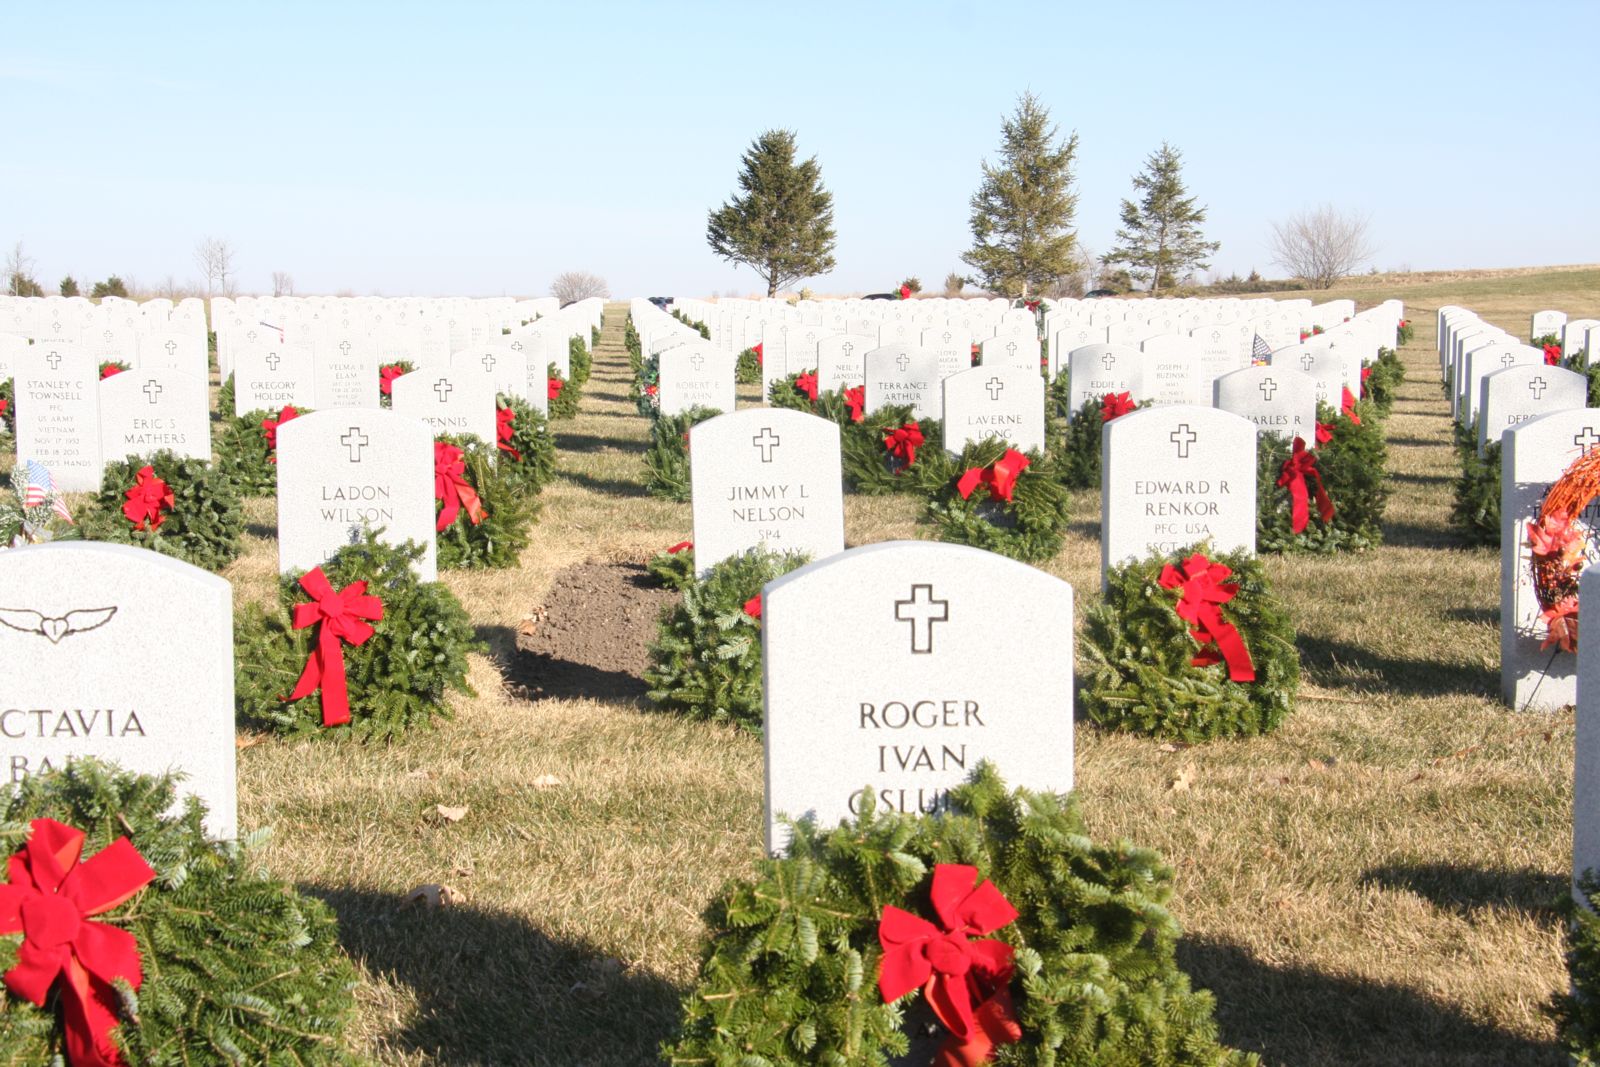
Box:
(1104, 142, 1219, 295)
(961, 92, 1080, 300)
(59, 274, 79, 297)
(706, 129, 836, 297)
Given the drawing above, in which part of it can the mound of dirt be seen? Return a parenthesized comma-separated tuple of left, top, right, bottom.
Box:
(511, 560, 678, 704)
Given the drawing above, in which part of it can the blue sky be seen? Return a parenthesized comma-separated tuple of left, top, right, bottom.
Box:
(2, 1, 1595, 298)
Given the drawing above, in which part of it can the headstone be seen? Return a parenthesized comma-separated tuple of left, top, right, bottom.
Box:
(1574, 565, 1600, 894)
(313, 337, 380, 409)
(1213, 364, 1318, 444)
(689, 408, 845, 577)
(816, 333, 873, 394)
(658, 345, 736, 417)
(1460, 343, 1544, 426)
(275, 410, 439, 580)
(14, 345, 102, 492)
(864, 345, 940, 419)
(1141, 334, 1206, 406)
(138, 331, 207, 374)
(1102, 405, 1257, 574)
(1533, 309, 1568, 341)
(978, 335, 1041, 375)
(234, 344, 316, 415)
(1066, 343, 1146, 418)
(0, 542, 236, 837)
(762, 540, 1073, 851)
(1567, 320, 1600, 362)
(1500, 408, 1600, 711)
(98, 368, 210, 463)
(1478, 364, 1587, 453)
(390, 368, 495, 444)
(941, 365, 1045, 455)
(1271, 341, 1354, 406)
(920, 326, 974, 380)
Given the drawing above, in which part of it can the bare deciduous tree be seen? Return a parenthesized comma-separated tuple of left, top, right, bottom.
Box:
(1267, 205, 1376, 289)
(550, 271, 609, 306)
(5, 241, 42, 297)
(272, 271, 294, 297)
(193, 237, 237, 299)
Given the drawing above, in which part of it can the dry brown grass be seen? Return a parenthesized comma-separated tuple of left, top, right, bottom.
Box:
(211, 273, 1594, 1064)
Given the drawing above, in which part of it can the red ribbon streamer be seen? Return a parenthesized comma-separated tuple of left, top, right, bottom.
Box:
(1158, 553, 1257, 682)
(121, 465, 174, 531)
(1340, 386, 1361, 425)
(0, 818, 155, 1067)
(843, 385, 865, 424)
(286, 566, 383, 727)
(752, 342, 763, 365)
(261, 405, 300, 463)
(884, 422, 924, 468)
(1101, 391, 1135, 421)
(496, 406, 521, 462)
(1276, 436, 1335, 533)
(956, 448, 1029, 504)
(379, 364, 406, 396)
(879, 864, 1022, 1066)
(434, 441, 486, 532)
(667, 540, 692, 554)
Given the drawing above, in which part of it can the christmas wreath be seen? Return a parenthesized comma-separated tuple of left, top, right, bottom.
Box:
(546, 365, 579, 420)
(0, 377, 13, 440)
(1050, 385, 1147, 490)
(213, 404, 311, 497)
(921, 441, 1070, 564)
(841, 403, 943, 495)
(1082, 544, 1299, 741)
(625, 318, 643, 372)
(1556, 873, 1600, 1062)
(216, 371, 235, 417)
(378, 360, 414, 408)
(736, 345, 761, 384)
(79, 451, 244, 571)
(664, 762, 1254, 1067)
(0, 759, 358, 1064)
(493, 394, 557, 498)
(633, 353, 660, 416)
(769, 369, 819, 412)
(643, 547, 808, 734)
(1361, 347, 1406, 416)
(98, 360, 129, 380)
(1523, 444, 1600, 654)
(1, 464, 80, 547)
(645, 405, 722, 502)
(1256, 399, 1388, 554)
(1450, 422, 1500, 547)
(646, 540, 696, 590)
(433, 434, 535, 569)
(233, 532, 479, 739)
(1397, 318, 1414, 347)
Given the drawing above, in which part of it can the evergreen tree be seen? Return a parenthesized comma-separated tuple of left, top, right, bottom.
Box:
(706, 129, 836, 297)
(91, 274, 129, 299)
(1104, 142, 1220, 295)
(961, 92, 1080, 300)
(59, 274, 79, 296)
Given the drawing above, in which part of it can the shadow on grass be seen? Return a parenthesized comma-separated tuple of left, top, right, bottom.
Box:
(1359, 861, 1565, 920)
(1388, 434, 1452, 446)
(1179, 939, 1562, 1067)
(1380, 520, 1460, 549)
(1391, 471, 1453, 486)
(1444, 605, 1499, 627)
(1296, 633, 1497, 698)
(316, 886, 683, 1066)
(244, 521, 275, 539)
(557, 470, 652, 498)
(557, 432, 647, 455)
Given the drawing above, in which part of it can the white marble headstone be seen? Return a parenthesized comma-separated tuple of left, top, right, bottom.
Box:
(659, 345, 736, 417)
(1213, 365, 1318, 444)
(14, 345, 102, 492)
(390, 368, 496, 445)
(234, 344, 316, 415)
(864, 345, 940, 419)
(1066, 344, 1146, 417)
(1477, 364, 1587, 454)
(98, 368, 210, 463)
(941, 365, 1045, 455)
(816, 334, 873, 394)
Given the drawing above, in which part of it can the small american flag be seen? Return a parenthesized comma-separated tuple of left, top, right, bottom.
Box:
(259, 320, 285, 343)
(23, 460, 73, 523)
(1251, 333, 1273, 366)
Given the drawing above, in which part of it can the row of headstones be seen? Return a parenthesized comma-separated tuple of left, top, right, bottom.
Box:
(0, 293, 208, 349)
(1441, 306, 1596, 452)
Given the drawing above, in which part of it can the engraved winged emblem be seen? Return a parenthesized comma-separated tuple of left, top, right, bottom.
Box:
(0, 607, 118, 644)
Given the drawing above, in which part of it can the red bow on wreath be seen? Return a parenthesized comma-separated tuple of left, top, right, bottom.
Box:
(1158, 553, 1257, 682)
(898, 285, 911, 300)
(1360, 365, 1372, 398)
(0, 818, 155, 1067)
(121, 465, 174, 531)
(667, 540, 692, 554)
(843, 385, 866, 424)
(1101, 391, 1135, 421)
(1315, 421, 1334, 446)
(879, 864, 1022, 1067)
(286, 566, 383, 726)
(741, 594, 762, 621)
(796, 371, 819, 402)
(1277, 436, 1335, 534)
(99, 364, 125, 380)
(1544, 343, 1563, 366)
(1023, 299, 1041, 313)
(379, 364, 406, 396)
(261, 405, 300, 461)
(1340, 386, 1361, 425)
(496, 406, 521, 462)
(956, 448, 1029, 504)
(548, 378, 564, 402)
(752, 342, 764, 365)
(884, 422, 923, 468)
(434, 441, 486, 531)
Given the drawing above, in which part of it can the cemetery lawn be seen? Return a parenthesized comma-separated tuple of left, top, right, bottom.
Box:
(219, 271, 1598, 1065)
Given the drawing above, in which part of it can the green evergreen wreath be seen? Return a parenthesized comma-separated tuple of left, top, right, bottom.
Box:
(79, 451, 244, 571)
(378, 360, 415, 408)
(1257, 401, 1389, 554)
(1556, 873, 1600, 1063)
(644, 548, 808, 734)
(664, 762, 1255, 1067)
(769, 370, 818, 412)
(1397, 320, 1415, 347)
(1082, 544, 1299, 742)
(646, 543, 696, 590)
(216, 371, 235, 418)
(99, 360, 130, 380)
(1362, 347, 1406, 416)
(234, 532, 479, 740)
(494, 394, 557, 498)
(1049, 387, 1151, 491)
(632, 353, 660, 415)
(547, 365, 580, 420)
(434, 433, 535, 570)
(625, 318, 643, 372)
(920, 440, 1070, 564)
(841, 404, 944, 495)
(0, 377, 13, 440)
(735, 346, 761, 384)
(213, 405, 312, 497)
(1450, 421, 1500, 547)
(645, 405, 722, 502)
(0, 760, 358, 1064)
(569, 335, 592, 387)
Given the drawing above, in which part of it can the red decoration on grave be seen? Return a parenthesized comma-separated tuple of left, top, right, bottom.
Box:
(1158, 553, 1257, 682)
(548, 377, 564, 402)
(121, 465, 173, 531)
(878, 864, 1021, 1066)
(1276, 436, 1335, 534)
(741, 594, 762, 620)
(379, 363, 406, 396)
(796, 371, 819, 402)
(433, 441, 485, 531)
(1101, 392, 1135, 421)
(98, 363, 125, 380)
(843, 385, 866, 424)
(0, 818, 155, 1067)
(752, 342, 763, 365)
(495, 406, 521, 462)
(1545, 342, 1563, 366)
(1315, 421, 1334, 446)
(884, 422, 924, 469)
(956, 448, 1029, 504)
(260, 405, 300, 462)
(899, 285, 912, 300)
(286, 566, 384, 727)
(1360, 365, 1372, 398)
(667, 540, 692, 554)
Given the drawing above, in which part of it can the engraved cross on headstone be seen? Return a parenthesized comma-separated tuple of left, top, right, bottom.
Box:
(1259, 377, 1278, 401)
(896, 353, 911, 372)
(481, 352, 497, 374)
(895, 584, 949, 655)
(841, 341, 854, 358)
(45, 351, 62, 370)
(142, 380, 162, 404)
(339, 340, 352, 357)
(986, 377, 1004, 401)
(1170, 424, 1199, 459)
(690, 353, 705, 372)
(1576, 427, 1600, 453)
(164, 340, 177, 357)
(433, 379, 453, 402)
(341, 427, 370, 463)
(752, 426, 781, 462)
(1501, 351, 1517, 368)
(265, 353, 281, 371)
(1100, 353, 1116, 371)
(1299, 352, 1315, 371)
(1529, 376, 1548, 400)
(1005, 340, 1018, 359)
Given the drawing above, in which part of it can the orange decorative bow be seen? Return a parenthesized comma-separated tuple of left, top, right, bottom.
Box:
(434, 441, 486, 531)
(956, 449, 1029, 504)
(1158, 552, 1257, 682)
(121, 465, 174, 531)
(286, 566, 384, 726)
(1276, 436, 1335, 533)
